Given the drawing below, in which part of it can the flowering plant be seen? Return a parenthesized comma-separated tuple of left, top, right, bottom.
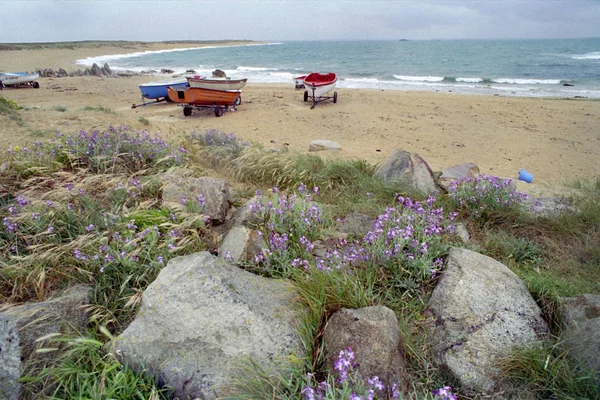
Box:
(447, 174, 528, 218)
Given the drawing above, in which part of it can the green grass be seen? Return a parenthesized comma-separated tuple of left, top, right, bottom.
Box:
(3, 127, 600, 399)
(52, 105, 67, 112)
(81, 105, 116, 114)
(500, 340, 599, 399)
(137, 116, 150, 125)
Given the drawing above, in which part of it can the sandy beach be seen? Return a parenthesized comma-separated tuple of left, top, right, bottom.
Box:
(1, 42, 599, 196)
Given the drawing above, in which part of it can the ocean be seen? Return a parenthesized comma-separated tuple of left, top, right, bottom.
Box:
(77, 38, 600, 98)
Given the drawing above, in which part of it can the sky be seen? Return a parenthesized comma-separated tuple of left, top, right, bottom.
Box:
(1, 0, 599, 43)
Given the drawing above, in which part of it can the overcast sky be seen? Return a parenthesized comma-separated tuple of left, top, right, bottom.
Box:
(1, 0, 599, 43)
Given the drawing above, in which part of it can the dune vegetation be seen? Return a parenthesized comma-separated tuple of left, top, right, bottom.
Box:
(1, 98, 599, 399)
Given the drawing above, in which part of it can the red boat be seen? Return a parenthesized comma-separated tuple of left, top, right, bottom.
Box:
(302, 72, 338, 108)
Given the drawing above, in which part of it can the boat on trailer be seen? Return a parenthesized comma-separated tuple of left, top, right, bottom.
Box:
(133, 78, 188, 108)
(0, 72, 40, 89)
(302, 72, 338, 108)
(186, 76, 247, 91)
(293, 75, 306, 89)
(167, 86, 242, 117)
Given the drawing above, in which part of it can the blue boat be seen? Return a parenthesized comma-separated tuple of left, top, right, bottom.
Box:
(138, 78, 188, 99)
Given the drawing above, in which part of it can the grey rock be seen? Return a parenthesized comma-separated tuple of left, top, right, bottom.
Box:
(115, 252, 304, 400)
(0, 285, 90, 400)
(102, 63, 112, 76)
(524, 197, 576, 218)
(323, 306, 408, 395)
(454, 222, 470, 243)
(160, 68, 174, 74)
(560, 294, 600, 381)
(90, 63, 103, 76)
(231, 195, 263, 228)
(438, 163, 480, 191)
(56, 68, 68, 77)
(162, 173, 232, 225)
(374, 148, 438, 195)
(219, 226, 264, 263)
(335, 212, 373, 238)
(212, 69, 227, 78)
(428, 247, 548, 395)
(308, 140, 342, 152)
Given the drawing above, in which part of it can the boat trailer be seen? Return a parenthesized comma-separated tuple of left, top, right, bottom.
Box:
(0, 80, 40, 90)
(131, 96, 172, 109)
(303, 86, 338, 109)
(179, 101, 240, 118)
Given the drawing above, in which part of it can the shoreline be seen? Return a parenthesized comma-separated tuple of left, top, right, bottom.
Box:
(1, 43, 599, 197)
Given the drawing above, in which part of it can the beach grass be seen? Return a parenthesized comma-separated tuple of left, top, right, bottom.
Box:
(2, 127, 599, 399)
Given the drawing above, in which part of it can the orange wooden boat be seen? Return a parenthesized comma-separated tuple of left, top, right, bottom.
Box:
(167, 86, 242, 106)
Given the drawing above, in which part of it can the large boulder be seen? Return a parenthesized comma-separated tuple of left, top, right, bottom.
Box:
(428, 247, 548, 395)
(560, 294, 600, 384)
(322, 306, 408, 395)
(438, 162, 480, 192)
(524, 197, 576, 218)
(162, 174, 232, 225)
(374, 149, 438, 195)
(0, 285, 90, 400)
(115, 252, 305, 400)
(212, 69, 227, 78)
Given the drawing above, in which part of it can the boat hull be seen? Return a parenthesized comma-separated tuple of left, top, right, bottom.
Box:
(138, 79, 188, 99)
(294, 75, 306, 89)
(167, 87, 242, 106)
(304, 72, 337, 98)
(187, 77, 247, 90)
(0, 72, 39, 86)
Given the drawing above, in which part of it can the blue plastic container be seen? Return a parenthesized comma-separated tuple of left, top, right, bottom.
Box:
(518, 169, 534, 183)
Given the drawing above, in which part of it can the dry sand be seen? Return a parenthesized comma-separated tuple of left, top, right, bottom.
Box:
(1, 42, 600, 196)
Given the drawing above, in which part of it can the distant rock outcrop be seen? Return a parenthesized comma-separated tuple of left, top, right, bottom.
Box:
(212, 69, 227, 78)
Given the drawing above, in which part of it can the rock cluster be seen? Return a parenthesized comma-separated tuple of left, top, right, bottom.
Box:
(36, 63, 115, 78)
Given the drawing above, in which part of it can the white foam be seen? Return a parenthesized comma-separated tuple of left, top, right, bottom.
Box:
(237, 66, 271, 71)
(492, 78, 561, 85)
(570, 51, 600, 60)
(76, 42, 281, 67)
(393, 75, 444, 82)
(457, 77, 483, 83)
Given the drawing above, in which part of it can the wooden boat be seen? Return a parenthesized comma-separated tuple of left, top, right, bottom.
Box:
(294, 75, 306, 89)
(303, 72, 338, 108)
(186, 76, 247, 90)
(303, 72, 337, 98)
(138, 78, 188, 100)
(0, 72, 40, 88)
(167, 86, 242, 106)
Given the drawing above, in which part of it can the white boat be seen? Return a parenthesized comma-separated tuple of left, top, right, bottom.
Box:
(303, 72, 337, 99)
(294, 75, 306, 89)
(303, 72, 338, 108)
(0, 72, 40, 88)
(186, 76, 247, 90)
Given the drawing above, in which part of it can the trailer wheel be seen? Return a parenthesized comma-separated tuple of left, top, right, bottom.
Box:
(333, 92, 337, 104)
(215, 107, 223, 117)
(303, 91, 308, 102)
(183, 106, 192, 117)
(234, 96, 242, 106)
(32, 81, 40, 89)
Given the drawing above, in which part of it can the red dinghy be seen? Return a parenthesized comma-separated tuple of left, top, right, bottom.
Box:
(302, 72, 338, 108)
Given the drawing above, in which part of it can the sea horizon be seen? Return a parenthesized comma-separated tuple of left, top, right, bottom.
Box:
(77, 38, 600, 99)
